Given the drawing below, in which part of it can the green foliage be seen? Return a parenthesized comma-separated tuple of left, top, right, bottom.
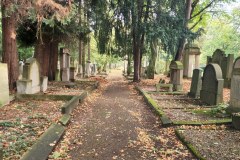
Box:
(18, 46, 34, 61)
(211, 103, 229, 116)
(198, 9, 240, 63)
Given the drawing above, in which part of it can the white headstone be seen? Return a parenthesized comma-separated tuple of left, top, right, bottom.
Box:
(0, 63, 9, 107)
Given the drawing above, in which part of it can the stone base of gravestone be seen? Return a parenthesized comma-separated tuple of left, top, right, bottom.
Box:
(17, 80, 33, 94)
(40, 76, 48, 92)
(61, 68, 70, 81)
(0, 63, 9, 107)
(188, 69, 202, 98)
(70, 67, 76, 82)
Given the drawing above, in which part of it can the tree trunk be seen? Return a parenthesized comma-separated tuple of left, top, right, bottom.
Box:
(48, 41, 58, 81)
(174, 0, 192, 61)
(147, 40, 158, 79)
(87, 37, 91, 62)
(133, 42, 141, 82)
(127, 53, 132, 76)
(2, 1, 19, 90)
(35, 36, 58, 81)
(82, 41, 86, 77)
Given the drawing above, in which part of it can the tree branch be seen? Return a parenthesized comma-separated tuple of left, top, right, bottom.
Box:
(190, 0, 216, 20)
(189, 14, 203, 30)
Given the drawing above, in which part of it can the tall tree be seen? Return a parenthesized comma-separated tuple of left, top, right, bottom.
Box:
(1, 0, 19, 90)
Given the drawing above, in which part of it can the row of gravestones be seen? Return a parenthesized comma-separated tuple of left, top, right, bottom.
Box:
(188, 64, 224, 106)
(188, 57, 240, 112)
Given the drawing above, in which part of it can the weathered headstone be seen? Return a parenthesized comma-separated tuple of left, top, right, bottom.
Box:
(17, 58, 41, 94)
(228, 57, 240, 113)
(207, 49, 234, 88)
(169, 61, 183, 91)
(188, 69, 202, 98)
(60, 48, 70, 81)
(0, 63, 10, 107)
(183, 44, 201, 78)
(200, 63, 224, 105)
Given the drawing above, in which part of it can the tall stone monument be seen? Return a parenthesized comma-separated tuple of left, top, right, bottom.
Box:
(183, 44, 201, 78)
(60, 48, 70, 81)
(200, 63, 224, 105)
(207, 49, 234, 88)
(169, 61, 183, 91)
(0, 63, 9, 107)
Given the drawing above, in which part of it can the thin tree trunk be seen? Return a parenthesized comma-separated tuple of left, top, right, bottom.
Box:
(175, 0, 192, 61)
(82, 41, 86, 77)
(147, 39, 158, 79)
(1, 1, 19, 90)
(127, 53, 132, 76)
(78, 0, 83, 76)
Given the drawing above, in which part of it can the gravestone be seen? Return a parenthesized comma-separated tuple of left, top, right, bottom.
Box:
(200, 63, 224, 105)
(0, 63, 10, 107)
(169, 61, 183, 91)
(183, 44, 201, 78)
(17, 58, 41, 94)
(207, 49, 234, 88)
(228, 57, 240, 113)
(188, 69, 202, 98)
(60, 48, 70, 81)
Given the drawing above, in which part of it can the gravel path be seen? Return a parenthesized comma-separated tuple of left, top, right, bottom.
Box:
(68, 70, 195, 160)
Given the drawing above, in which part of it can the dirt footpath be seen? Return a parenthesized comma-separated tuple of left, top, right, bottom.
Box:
(68, 70, 195, 160)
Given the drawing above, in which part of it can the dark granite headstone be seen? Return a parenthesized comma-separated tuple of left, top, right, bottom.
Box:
(188, 69, 202, 98)
(200, 63, 224, 105)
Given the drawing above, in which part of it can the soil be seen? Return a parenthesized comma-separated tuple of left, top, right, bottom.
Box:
(52, 70, 195, 160)
(46, 81, 96, 95)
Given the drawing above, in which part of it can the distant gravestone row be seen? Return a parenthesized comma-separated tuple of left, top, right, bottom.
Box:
(207, 49, 234, 88)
